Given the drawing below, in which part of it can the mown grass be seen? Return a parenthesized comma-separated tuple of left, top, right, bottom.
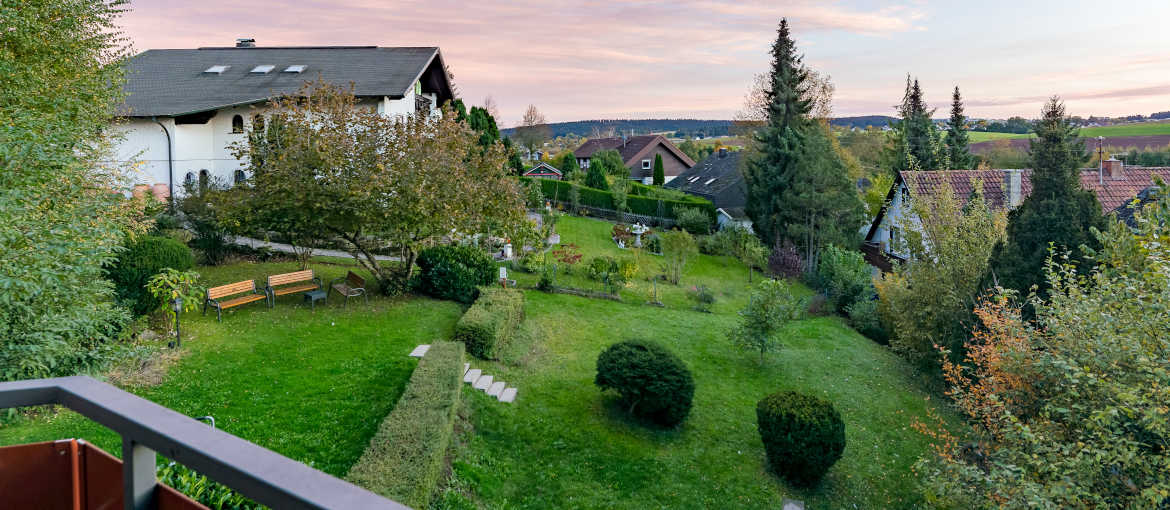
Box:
(439, 215, 956, 508)
(967, 131, 1032, 143)
(0, 258, 463, 478)
(1080, 120, 1170, 137)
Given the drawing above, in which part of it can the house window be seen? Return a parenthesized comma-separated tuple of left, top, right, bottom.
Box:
(415, 94, 432, 113)
(234, 169, 247, 184)
(889, 226, 901, 252)
(900, 185, 909, 204)
(642, 159, 651, 170)
(184, 172, 196, 187)
(231, 115, 244, 133)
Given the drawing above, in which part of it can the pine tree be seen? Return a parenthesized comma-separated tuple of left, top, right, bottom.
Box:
(987, 97, 1105, 299)
(558, 151, 580, 181)
(585, 164, 609, 191)
(744, 19, 863, 265)
(652, 154, 665, 185)
(502, 137, 524, 175)
(945, 87, 974, 169)
(886, 76, 944, 172)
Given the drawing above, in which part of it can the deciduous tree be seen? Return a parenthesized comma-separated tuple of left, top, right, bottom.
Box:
(514, 104, 550, 158)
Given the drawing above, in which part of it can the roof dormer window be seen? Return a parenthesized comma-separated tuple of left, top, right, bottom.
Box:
(250, 65, 275, 74)
(203, 65, 229, 74)
(283, 65, 307, 73)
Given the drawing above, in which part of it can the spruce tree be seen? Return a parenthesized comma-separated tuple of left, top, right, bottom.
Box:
(945, 86, 974, 169)
(987, 97, 1105, 298)
(585, 164, 609, 191)
(652, 154, 665, 185)
(558, 151, 580, 181)
(886, 76, 945, 172)
(744, 19, 863, 264)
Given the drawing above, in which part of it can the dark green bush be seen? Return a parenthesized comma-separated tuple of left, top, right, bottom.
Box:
(453, 288, 524, 359)
(415, 245, 496, 303)
(813, 245, 873, 314)
(756, 391, 846, 486)
(108, 235, 194, 316)
(594, 340, 694, 427)
(674, 206, 712, 235)
(347, 342, 464, 509)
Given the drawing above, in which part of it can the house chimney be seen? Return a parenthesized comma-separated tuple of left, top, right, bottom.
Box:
(718, 147, 728, 158)
(1104, 158, 1124, 180)
(235, 38, 256, 48)
(1004, 169, 1023, 208)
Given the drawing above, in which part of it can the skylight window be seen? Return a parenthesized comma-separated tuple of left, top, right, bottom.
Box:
(250, 65, 275, 74)
(688, 176, 701, 183)
(283, 65, 307, 73)
(203, 65, 229, 74)
(704, 178, 717, 185)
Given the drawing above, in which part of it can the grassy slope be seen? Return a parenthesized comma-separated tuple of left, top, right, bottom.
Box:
(0, 259, 463, 477)
(967, 122, 1170, 144)
(447, 216, 953, 508)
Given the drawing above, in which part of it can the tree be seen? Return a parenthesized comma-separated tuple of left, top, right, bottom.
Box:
(230, 80, 530, 294)
(987, 97, 1106, 300)
(678, 138, 702, 162)
(482, 95, 500, 121)
(467, 106, 500, 149)
(555, 150, 580, 181)
(502, 136, 524, 175)
(885, 76, 947, 173)
(1, 0, 148, 381)
(590, 149, 628, 178)
(730, 279, 806, 362)
(514, 104, 550, 158)
(874, 179, 1007, 371)
(945, 86, 975, 169)
(584, 164, 609, 191)
(652, 154, 665, 185)
(733, 69, 834, 135)
(916, 201, 1170, 506)
(659, 230, 697, 284)
(744, 19, 863, 264)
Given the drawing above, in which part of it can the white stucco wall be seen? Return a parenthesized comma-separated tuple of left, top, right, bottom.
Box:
(871, 181, 915, 259)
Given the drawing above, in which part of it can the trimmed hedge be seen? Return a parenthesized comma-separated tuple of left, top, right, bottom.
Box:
(346, 341, 465, 509)
(756, 390, 846, 486)
(519, 177, 715, 221)
(415, 245, 496, 303)
(453, 287, 524, 359)
(108, 235, 195, 316)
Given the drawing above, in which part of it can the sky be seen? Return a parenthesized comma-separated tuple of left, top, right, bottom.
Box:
(122, 0, 1170, 127)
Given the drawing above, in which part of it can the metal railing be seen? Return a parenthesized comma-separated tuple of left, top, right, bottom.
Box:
(0, 376, 410, 510)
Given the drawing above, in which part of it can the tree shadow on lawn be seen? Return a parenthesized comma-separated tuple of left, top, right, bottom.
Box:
(594, 393, 689, 442)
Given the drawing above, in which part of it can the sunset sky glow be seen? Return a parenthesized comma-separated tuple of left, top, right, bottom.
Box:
(122, 0, 1170, 126)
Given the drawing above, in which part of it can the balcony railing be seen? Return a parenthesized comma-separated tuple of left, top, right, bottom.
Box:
(0, 376, 410, 510)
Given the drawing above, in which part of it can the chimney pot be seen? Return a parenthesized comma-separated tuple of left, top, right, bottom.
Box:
(1104, 158, 1124, 180)
(1004, 169, 1023, 208)
(235, 38, 256, 48)
(718, 147, 728, 158)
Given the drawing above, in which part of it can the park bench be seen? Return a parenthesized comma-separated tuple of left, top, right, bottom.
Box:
(329, 271, 368, 307)
(204, 280, 267, 322)
(265, 270, 322, 307)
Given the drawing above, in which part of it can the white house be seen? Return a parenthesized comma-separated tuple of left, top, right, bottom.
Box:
(112, 39, 455, 196)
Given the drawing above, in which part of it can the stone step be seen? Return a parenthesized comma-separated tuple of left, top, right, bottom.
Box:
(498, 387, 517, 403)
(463, 368, 482, 384)
(463, 363, 470, 375)
(408, 344, 430, 358)
(486, 381, 505, 397)
(473, 374, 493, 391)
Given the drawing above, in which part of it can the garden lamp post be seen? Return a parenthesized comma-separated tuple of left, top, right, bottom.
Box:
(170, 296, 183, 349)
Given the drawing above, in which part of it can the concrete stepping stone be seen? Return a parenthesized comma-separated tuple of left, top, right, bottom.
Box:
(463, 363, 470, 375)
(463, 369, 481, 384)
(408, 344, 430, 358)
(498, 388, 517, 403)
(487, 381, 505, 397)
(473, 374, 493, 391)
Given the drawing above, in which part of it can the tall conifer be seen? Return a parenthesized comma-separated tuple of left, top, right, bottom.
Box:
(945, 86, 974, 169)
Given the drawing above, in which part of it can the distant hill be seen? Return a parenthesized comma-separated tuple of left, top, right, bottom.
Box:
(501, 116, 901, 139)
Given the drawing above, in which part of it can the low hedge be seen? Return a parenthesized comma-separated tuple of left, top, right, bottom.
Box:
(519, 177, 715, 221)
(346, 341, 465, 509)
(453, 287, 524, 359)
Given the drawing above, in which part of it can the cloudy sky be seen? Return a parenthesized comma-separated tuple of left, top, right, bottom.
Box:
(122, 0, 1170, 126)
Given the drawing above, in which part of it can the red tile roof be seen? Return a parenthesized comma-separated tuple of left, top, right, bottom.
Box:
(572, 134, 696, 169)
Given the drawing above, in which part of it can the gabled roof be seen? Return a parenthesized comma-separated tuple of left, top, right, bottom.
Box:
(664, 150, 745, 206)
(572, 135, 696, 169)
(523, 162, 562, 176)
(119, 46, 453, 117)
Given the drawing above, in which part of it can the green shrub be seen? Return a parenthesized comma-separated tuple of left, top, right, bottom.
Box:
(415, 245, 496, 303)
(518, 177, 716, 222)
(674, 206, 712, 235)
(587, 256, 616, 281)
(688, 284, 716, 312)
(347, 342, 465, 509)
(594, 340, 695, 427)
(845, 297, 888, 344)
(108, 235, 195, 316)
(756, 391, 846, 486)
(453, 288, 524, 359)
(813, 245, 873, 314)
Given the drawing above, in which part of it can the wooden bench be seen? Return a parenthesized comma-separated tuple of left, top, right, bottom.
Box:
(328, 271, 368, 307)
(265, 270, 322, 307)
(203, 280, 267, 322)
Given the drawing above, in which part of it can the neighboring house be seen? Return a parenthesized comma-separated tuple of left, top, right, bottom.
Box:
(112, 39, 454, 196)
(864, 159, 1170, 269)
(572, 134, 695, 184)
(665, 148, 751, 230)
(522, 162, 563, 180)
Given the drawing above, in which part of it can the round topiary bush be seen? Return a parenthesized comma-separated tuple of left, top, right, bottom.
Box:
(594, 340, 695, 427)
(415, 244, 496, 303)
(108, 235, 195, 316)
(756, 391, 845, 486)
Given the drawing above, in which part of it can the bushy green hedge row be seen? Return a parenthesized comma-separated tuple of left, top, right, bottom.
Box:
(519, 177, 715, 221)
(346, 341, 465, 509)
(415, 244, 496, 303)
(453, 287, 524, 359)
(108, 235, 195, 316)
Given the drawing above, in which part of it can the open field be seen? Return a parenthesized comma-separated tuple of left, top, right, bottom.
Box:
(967, 131, 1032, 143)
(0, 259, 464, 478)
(438, 215, 956, 509)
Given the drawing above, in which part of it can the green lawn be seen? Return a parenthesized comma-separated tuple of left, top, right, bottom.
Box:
(442, 216, 954, 508)
(1080, 121, 1170, 137)
(0, 259, 463, 477)
(967, 131, 1032, 143)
